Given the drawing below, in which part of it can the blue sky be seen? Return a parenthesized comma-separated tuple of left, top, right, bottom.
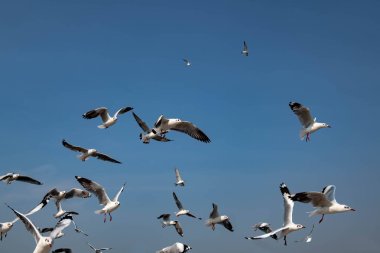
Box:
(1, 0, 379, 252)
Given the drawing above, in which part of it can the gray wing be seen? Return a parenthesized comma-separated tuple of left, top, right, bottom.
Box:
(322, 185, 337, 203)
(154, 115, 168, 128)
(132, 112, 150, 132)
(290, 191, 332, 207)
(112, 183, 126, 202)
(222, 219, 233, 232)
(16, 175, 43, 185)
(93, 152, 121, 164)
(64, 188, 91, 199)
(39, 227, 54, 234)
(82, 107, 110, 122)
(243, 41, 248, 51)
(62, 139, 88, 153)
(88, 243, 97, 251)
(172, 192, 183, 210)
(169, 121, 211, 143)
(50, 214, 73, 239)
(75, 176, 111, 205)
(52, 248, 72, 253)
(99, 248, 112, 251)
(289, 102, 314, 128)
(209, 203, 219, 219)
(114, 106, 133, 118)
(157, 214, 171, 220)
(174, 221, 183, 236)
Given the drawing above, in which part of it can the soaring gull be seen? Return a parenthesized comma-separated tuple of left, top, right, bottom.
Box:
(132, 112, 172, 144)
(183, 59, 191, 66)
(173, 192, 201, 219)
(82, 106, 133, 129)
(157, 214, 184, 237)
(241, 41, 248, 56)
(206, 203, 233, 232)
(0, 173, 42, 185)
(174, 168, 185, 187)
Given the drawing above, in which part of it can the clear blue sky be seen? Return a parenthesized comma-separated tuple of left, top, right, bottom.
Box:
(1, 0, 379, 252)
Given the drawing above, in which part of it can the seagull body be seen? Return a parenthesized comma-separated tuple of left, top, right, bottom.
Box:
(173, 192, 200, 219)
(132, 112, 172, 144)
(290, 185, 355, 223)
(62, 139, 121, 164)
(88, 242, 112, 253)
(75, 176, 125, 222)
(82, 106, 133, 129)
(157, 214, 183, 236)
(174, 168, 185, 187)
(183, 59, 191, 66)
(0, 173, 42, 185)
(206, 203, 233, 232)
(241, 41, 248, 56)
(289, 102, 331, 141)
(156, 242, 191, 253)
(245, 183, 305, 245)
(154, 115, 211, 143)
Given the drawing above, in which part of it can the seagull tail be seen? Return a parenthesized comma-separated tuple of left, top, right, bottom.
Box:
(307, 210, 319, 217)
(98, 124, 106, 129)
(95, 209, 104, 214)
(299, 129, 307, 140)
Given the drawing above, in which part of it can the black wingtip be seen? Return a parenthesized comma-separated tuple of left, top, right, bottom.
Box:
(280, 183, 291, 195)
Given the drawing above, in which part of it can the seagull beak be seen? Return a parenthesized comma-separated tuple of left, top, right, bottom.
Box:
(327, 125, 332, 128)
(351, 208, 356, 211)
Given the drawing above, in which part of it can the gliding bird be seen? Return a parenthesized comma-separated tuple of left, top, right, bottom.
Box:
(82, 106, 133, 129)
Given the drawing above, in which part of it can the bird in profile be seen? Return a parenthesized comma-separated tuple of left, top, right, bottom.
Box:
(172, 192, 201, 219)
(82, 106, 133, 129)
(289, 185, 355, 223)
(0, 172, 42, 185)
(174, 168, 185, 187)
(289, 102, 331, 141)
(183, 59, 191, 66)
(132, 112, 172, 144)
(62, 139, 121, 164)
(241, 41, 248, 56)
(157, 214, 184, 237)
(156, 242, 191, 253)
(206, 203, 233, 232)
(88, 242, 112, 253)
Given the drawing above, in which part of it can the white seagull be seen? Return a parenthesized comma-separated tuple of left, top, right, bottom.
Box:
(157, 214, 184, 237)
(88, 242, 112, 253)
(0, 218, 18, 240)
(7, 205, 73, 253)
(245, 183, 305, 245)
(183, 59, 191, 66)
(174, 168, 185, 187)
(154, 115, 211, 143)
(75, 176, 125, 222)
(132, 112, 172, 144)
(290, 185, 355, 223)
(156, 242, 192, 253)
(241, 41, 248, 56)
(82, 106, 133, 129)
(206, 203, 233, 232)
(0, 172, 42, 185)
(289, 101, 331, 141)
(62, 139, 121, 164)
(173, 192, 201, 219)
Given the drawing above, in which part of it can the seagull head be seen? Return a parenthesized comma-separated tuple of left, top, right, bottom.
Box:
(322, 123, 331, 128)
(221, 215, 229, 221)
(44, 237, 53, 248)
(183, 244, 192, 252)
(343, 205, 355, 212)
(296, 224, 306, 230)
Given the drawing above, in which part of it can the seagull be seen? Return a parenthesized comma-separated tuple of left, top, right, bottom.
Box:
(82, 106, 133, 129)
(157, 214, 184, 237)
(0, 172, 42, 185)
(27, 188, 91, 218)
(174, 168, 185, 187)
(183, 59, 191, 66)
(62, 139, 121, 164)
(154, 115, 211, 143)
(88, 242, 112, 253)
(156, 242, 192, 253)
(206, 203, 233, 232)
(132, 112, 172, 144)
(172, 192, 201, 219)
(245, 183, 305, 246)
(289, 185, 355, 223)
(289, 102, 331, 141)
(295, 224, 315, 243)
(0, 218, 18, 240)
(52, 249, 72, 253)
(37, 212, 77, 239)
(75, 176, 125, 222)
(252, 223, 277, 240)
(7, 205, 73, 253)
(241, 41, 248, 56)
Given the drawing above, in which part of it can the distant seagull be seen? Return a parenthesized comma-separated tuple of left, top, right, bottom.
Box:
(88, 242, 112, 253)
(289, 102, 331, 141)
(295, 224, 315, 243)
(206, 203, 233, 232)
(27, 188, 91, 218)
(183, 59, 191, 66)
(252, 222, 277, 240)
(245, 183, 305, 246)
(0, 173, 42, 185)
(0, 218, 18, 240)
(157, 214, 184, 237)
(156, 242, 192, 253)
(52, 249, 72, 253)
(62, 139, 121, 164)
(172, 192, 201, 219)
(75, 176, 125, 222)
(290, 185, 355, 223)
(82, 106, 133, 129)
(7, 205, 72, 253)
(241, 41, 248, 56)
(174, 168, 185, 187)
(132, 112, 172, 144)
(154, 115, 211, 143)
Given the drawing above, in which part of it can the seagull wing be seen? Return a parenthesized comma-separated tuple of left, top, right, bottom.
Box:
(114, 106, 133, 118)
(64, 188, 91, 200)
(99, 248, 112, 251)
(246, 226, 287, 240)
(322, 185, 337, 203)
(7, 205, 41, 244)
(289, 102, 314, 128)
(172, 192, 183, 210)
(50, 214, 73, 239)
(75, 176, 111, 205)
(209, 203, 219, 219)
(169, 120, 211, 143)
(93, 152, 121, 164)
(280, 183, 294, 226)
(152, 135, 172, 142)
(186, 212, 198, 219)
(16, 175, 43, 185)
(174, 221, 184, 236)
(82, 107, 110, 122)
(157, 214, 171, 220)
(87, 243, 97, 251)
(290, 191, 331, 207)
(25, 188, 59, 216)
(132, 112, 150, 132)
(222, 219, 234, 232)
(0, 173, 12, 181)
(62, 139, 88, 153)
(112, 183, 126, 202)
(154, 115, 168, 128)
(175, 168, 182, 182)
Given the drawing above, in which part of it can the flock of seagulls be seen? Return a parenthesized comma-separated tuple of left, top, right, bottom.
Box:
(0, 42, 355, 253)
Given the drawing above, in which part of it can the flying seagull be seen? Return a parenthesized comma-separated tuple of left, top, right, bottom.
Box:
(7, 205, 73, 253)
(251, 223, 277, 240)
(82, 106, 133, 129)
(290, 185, 355, 223)
(174, 168, 185, 187)
(245, 183, 305, 246)
(88, 242, 112, 253)
(295, 224, 315, 243)
(62, 139, 121, 164)
(289, 102, 331, 141)
(241, 41, 248, 56)
(37, 212, 77, 239)
(52, 249, 72, 253)
(156, 242, 192, 253)
(0, 173, 42, 185)
(206, 203, 233, 232)
(154, 115, 211, 143)
(0, 218, 18, 240)
(172, 192, 201, 219)
(157, 214, 184, 237)
(132, 112, 172, 144)
(183, 59, 191, 66)
(75, 176, 125, 222)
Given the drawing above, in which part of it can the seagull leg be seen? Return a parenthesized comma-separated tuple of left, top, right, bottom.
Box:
(103, 213, 107, 223)
(306, 133, 310, 142)
(319, 214, 324, 224)
(109, 213, 112, 222)
(284, 236, 287, 246)
(1, 233, 3, 241)
(212, 224, 215, 231)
